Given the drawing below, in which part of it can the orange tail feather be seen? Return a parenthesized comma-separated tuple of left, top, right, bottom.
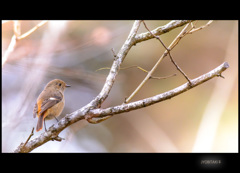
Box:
(36, 115, 44, 132)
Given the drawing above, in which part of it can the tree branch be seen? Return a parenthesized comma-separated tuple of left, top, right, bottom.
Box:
(13, 20, 142, 153)
(2, 20, 48, 67)
(13, 20, 227, 153)
(13, 61, 229, 153)
(88, 62, 229, 118)
(135, 20, 193, 44)
(88, 20, 142, 108)
(125, 22, 192, 103)
(125, 20, 213, 103)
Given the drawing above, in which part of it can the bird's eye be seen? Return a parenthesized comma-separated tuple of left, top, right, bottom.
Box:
(58, 83, 62, 86)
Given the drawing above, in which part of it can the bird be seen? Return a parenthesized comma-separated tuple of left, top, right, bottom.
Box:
(33, 79, 70, 132)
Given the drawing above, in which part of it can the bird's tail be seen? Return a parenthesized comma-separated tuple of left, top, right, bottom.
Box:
(36, 114, 44, 132)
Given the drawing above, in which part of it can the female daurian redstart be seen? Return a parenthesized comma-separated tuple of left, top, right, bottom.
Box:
(33, 79, 70, 132)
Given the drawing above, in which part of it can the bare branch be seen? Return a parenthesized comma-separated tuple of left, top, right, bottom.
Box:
(188, 20, 213, 34)
(88, 62, 229, 118)
(125, 22, 192, 103)
(13, 61, 229, 153)
(17, 20, 48, 40)
(2, 35, 17, 66)
(13, 21, 21, 37)
(13, 20, 227, 153)
(149, 73, 176, 80)
(135, 20, 193, 44)
(88, 20, 142, 108)
(13, 20, 142, 153)
(142, 21, 192, 84)
(2, 20, 48, 67)
(125, 20, 213, 103)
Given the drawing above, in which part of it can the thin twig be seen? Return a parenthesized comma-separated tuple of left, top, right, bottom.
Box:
(188, 20, 213, 34)
(121, 65, 176, 80)
(143, 21, 192, 85)
(96, 65, 149, 73)
(125, 21, 213, 103)
(2, 35, 17, 66)
(88, 62, 229, 119)
(13, 21, 143, 153)
(168, 55, 192, 85)
(23, 127, 34, 147)
(96, 64, 175, 80)
(14, 61, 229, 153)
(125, 22, 191, 103)
(13, 20, 219, 153)
(89, 20, 142, 108)
(2, 20, 48, 67)
(150, 73, 176, 80)
(120, 65, 149, 73)
(13, 21, 21, 37)
(17, 20, 48, 40)
(135, 20, 193, 44)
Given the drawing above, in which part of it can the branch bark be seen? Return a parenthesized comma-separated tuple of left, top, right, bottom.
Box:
(14, 20, 142, 153)
(88, 20, 142, 108)
(13, 20, 228, 153)
(88, 62, 229, 118)
(14, 61, 229, 153)
(135, 20, 192, 43)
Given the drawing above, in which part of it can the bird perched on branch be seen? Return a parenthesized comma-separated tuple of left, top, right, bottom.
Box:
(33, 79, 70, 132)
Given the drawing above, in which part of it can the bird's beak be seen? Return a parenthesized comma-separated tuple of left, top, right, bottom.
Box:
(66, 84, 71, 87)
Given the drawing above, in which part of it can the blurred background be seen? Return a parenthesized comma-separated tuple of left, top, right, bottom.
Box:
(2, 20, 238, 152)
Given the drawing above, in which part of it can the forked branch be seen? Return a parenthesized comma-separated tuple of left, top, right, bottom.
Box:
(88, 62, 229, 119)
(13, 20, 228, 153)
(125, 20, 213, 103)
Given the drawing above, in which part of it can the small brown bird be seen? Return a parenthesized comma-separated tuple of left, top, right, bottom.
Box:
(33, 79, 70, 132)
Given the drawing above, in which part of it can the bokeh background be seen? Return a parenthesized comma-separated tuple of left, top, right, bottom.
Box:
(2, 20, 238, 152)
